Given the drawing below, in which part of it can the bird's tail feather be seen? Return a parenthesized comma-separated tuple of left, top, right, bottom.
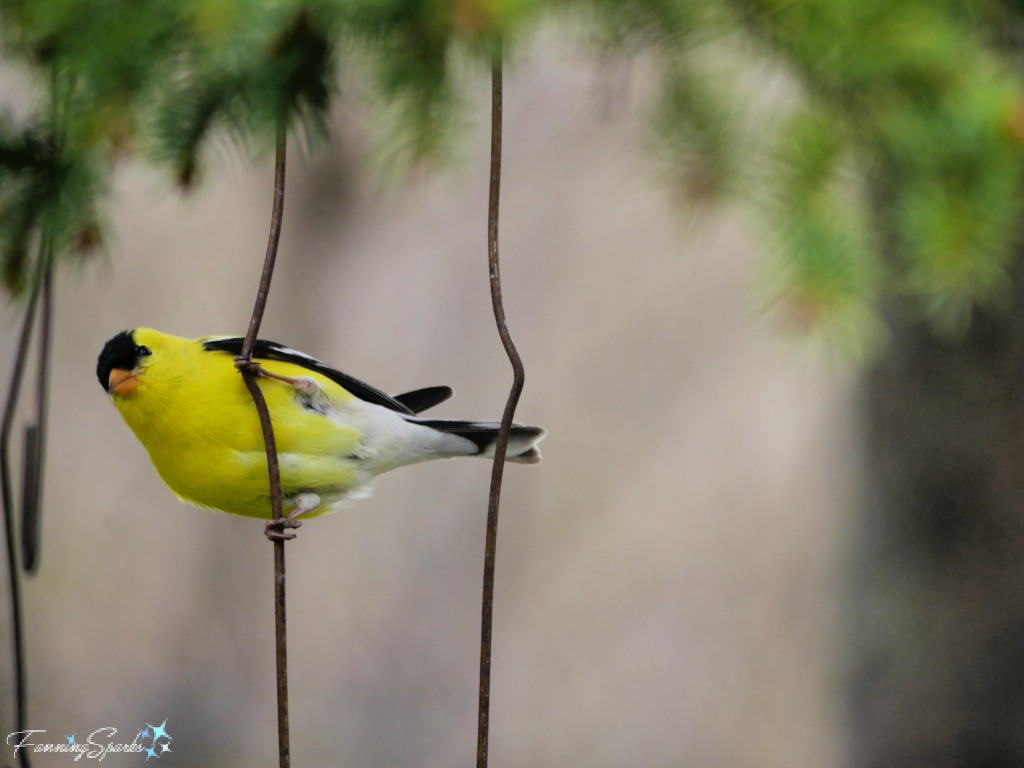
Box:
(407, 418, 547, 465)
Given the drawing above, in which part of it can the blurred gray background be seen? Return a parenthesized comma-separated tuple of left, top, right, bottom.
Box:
(0, 39, 855, 767)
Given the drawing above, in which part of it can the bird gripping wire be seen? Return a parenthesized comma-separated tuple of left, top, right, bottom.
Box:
(235, 124, 290, 768)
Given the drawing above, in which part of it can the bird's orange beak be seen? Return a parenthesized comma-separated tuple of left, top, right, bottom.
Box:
(108, 368, 141, 396)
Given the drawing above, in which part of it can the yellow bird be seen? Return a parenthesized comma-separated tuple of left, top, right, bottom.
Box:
(97, 328, 545, 535)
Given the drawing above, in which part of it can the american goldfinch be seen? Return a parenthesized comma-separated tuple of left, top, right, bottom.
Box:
(97, 328, 545, 525)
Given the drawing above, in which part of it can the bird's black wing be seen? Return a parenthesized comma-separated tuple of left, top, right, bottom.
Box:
(202, 336, 416, 415)
(394, 386, 454, 413)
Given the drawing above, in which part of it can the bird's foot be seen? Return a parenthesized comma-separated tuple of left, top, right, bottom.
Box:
(265, 516, 301, 541)
(234, 356, 262, 376)
(235, 357, 319, 395)
(264, 492, 321, 542)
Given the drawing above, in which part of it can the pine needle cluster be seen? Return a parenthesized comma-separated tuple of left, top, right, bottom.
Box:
(0, 0, 1022, 351)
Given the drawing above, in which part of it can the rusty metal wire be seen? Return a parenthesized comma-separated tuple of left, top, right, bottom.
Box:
(236, 125, 290, 768)
(0, 245, 49, 768)
(0, 69, 64, 767)
(477, 51, 524, 768)
(21, 254, 53, 575)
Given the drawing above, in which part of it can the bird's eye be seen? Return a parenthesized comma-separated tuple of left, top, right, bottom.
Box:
(138, 345, 152, 357)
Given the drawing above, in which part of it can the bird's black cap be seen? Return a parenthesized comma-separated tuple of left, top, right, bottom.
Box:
(97, 330, 145, 391)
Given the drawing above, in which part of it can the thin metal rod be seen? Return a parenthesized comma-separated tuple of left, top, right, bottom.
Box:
(0, 253, 45, 768)
(22, 252, 53, 575)
(477, 50, 524, 768)
(238, 126, 289, 768)
(22, 61, 62, 578)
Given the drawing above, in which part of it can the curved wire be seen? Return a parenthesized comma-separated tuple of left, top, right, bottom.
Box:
(0, 249, 46, 768)
(237, 124, 290, 768)
(476, 49, 526, 768)
(21, 250, 53, 575)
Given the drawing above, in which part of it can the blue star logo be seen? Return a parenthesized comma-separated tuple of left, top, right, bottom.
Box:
(149, 720, 169, 742)
(65, 734, 75, 745)
(142, 719, 172, 760)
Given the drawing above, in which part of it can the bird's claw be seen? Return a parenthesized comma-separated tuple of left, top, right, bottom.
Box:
(234, 356, 318, 396)
(265, 515, 302, 541)
(234, 356, 264, 376)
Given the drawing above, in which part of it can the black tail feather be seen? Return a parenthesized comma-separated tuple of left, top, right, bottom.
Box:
(407, 417, 546, 460)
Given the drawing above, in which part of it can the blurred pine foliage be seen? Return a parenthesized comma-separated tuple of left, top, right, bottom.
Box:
(1, 0, 1023, 352)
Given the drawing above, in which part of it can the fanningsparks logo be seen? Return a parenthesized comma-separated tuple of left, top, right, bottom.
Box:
(7, 720, 172, 761)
